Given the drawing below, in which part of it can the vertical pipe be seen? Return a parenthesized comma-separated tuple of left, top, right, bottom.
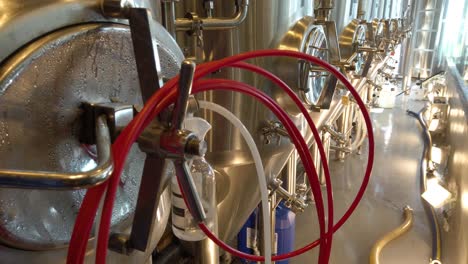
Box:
(312, 143, 322, 185)
(270, 194, 277, 264)
(388, 0, 394, 18)
(286, 151, 297, 195)
(312, 132, 331, 186)
(195, 233, 219, 263)
(404, 0, 420, 89)
(162, 1, 177, 38)
(398, 0, 412, 77)
(315, 0, 335, 20)
(357, 0, 368, 19)
(335, 105, 352, 161)
(322, 132, 331, 184)
(378, 0, 386, 18)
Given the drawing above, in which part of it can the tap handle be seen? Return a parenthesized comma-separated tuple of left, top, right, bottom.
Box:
(172, 60, 196, 130)
(174, 160, 206, 223)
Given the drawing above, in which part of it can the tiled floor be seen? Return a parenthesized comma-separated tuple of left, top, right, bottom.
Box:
(292, 96, 433, 263)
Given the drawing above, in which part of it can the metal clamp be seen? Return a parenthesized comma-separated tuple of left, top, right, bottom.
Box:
(323, 125, 347, 144)
(0, 115, 113, 189)
(81, 102, 135, 143)
(367, 79, 383, 91)
(261, 121, 290, 145)
(270, 178, 307, 213)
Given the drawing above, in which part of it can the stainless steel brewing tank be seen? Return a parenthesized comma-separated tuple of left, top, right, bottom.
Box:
(174, 0, 345, 242)
(0, 0, 182, 257)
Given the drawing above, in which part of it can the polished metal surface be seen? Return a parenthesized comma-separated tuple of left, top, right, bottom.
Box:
(0, 0, 417, 262)
(293, 96, 432, 263)
(276, 16, 335, 111)
(339, 19, 371, 76)
(0, 0, 164, 63)
(0, 188, 170, 264)
(0, 22, 182, 249)
(330, 0, 356, 35)
(440, 63, 468, 264)
(406, 0, 444, 80)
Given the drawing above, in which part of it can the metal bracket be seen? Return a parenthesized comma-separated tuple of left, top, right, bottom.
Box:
(323, 125, 347, 144)
(80, 102, 135, 144)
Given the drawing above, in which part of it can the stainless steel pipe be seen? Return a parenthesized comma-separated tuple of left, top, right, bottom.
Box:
(0, 115, 113, 189)
(357, 0, 369, 19)
(175, 0, 249, 30)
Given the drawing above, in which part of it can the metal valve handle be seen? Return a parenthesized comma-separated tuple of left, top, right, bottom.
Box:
(172, 60, 196, 130)
(171, 60, 207, 223)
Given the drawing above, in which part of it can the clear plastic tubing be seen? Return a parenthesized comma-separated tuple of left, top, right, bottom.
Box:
(198, 100, 271, 264)
(194, 80, 326, 262)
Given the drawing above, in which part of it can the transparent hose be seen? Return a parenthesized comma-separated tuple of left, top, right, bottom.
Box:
(198, 100, 272, 263)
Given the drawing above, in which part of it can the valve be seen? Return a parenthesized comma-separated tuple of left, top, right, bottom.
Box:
(261, 121, 290, 145)
(270, 178, 307, 214)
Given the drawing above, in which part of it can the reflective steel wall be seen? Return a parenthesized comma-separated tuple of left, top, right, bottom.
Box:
(442, 62, 468, 264)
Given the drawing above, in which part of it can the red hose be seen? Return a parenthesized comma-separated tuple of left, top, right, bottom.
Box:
(96, 78, 329, 263)
(195, 50, 375, 261)
(230, 61, 335, 261)
(68, 50, 374, 264)
(94, 62, 331, 264)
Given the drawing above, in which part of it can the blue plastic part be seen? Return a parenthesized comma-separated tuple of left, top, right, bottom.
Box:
(275, 201, 296, 264)
(237, 202, 296, 264)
